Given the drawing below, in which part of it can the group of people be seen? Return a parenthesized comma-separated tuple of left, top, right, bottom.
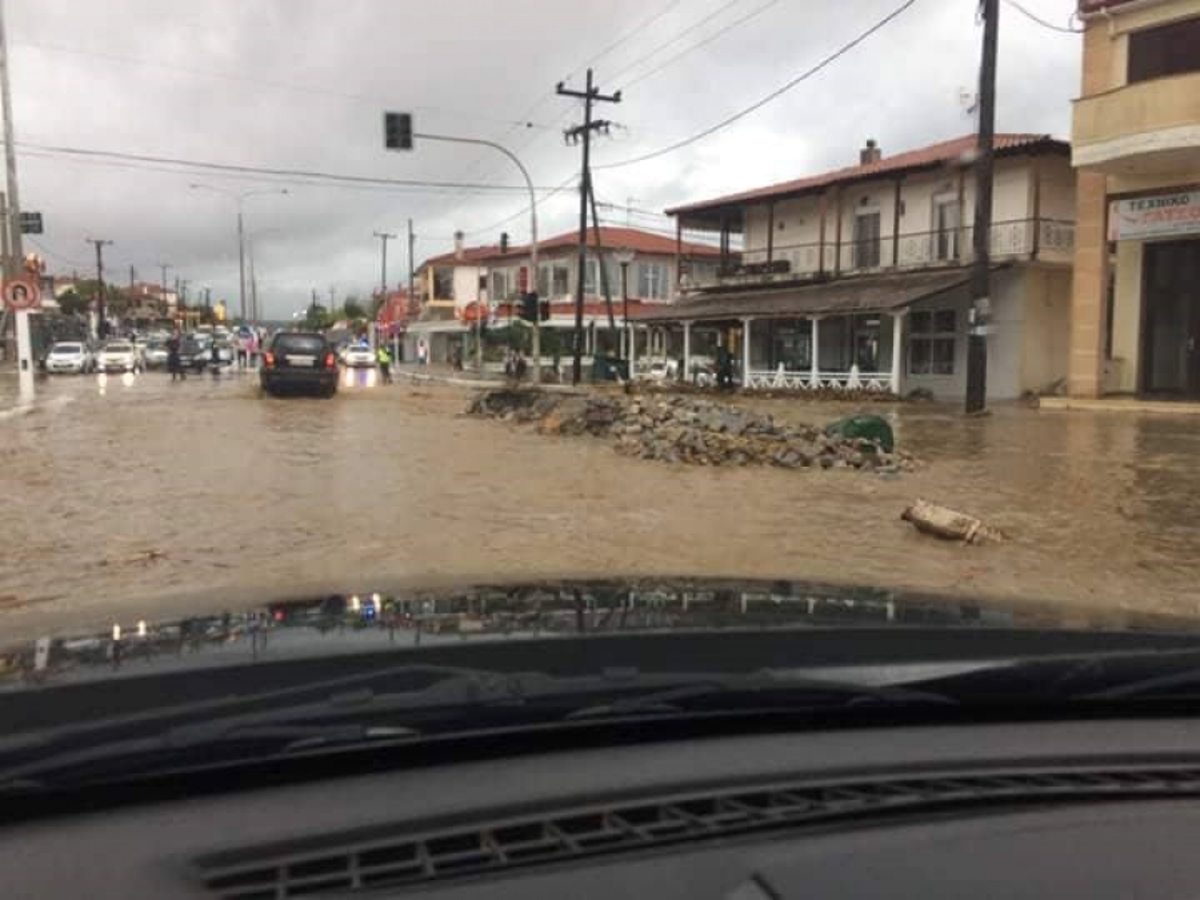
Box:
(235, 331, 264, 368)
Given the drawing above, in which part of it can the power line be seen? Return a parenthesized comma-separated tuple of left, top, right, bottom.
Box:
(13, 39, 555, 130)
(616, 0, 785, 90)
(462, 173, 579, 237)
(595, 0, 921, 171)
(15, 141, 566, 194)
(1001, 0, 1081, 33)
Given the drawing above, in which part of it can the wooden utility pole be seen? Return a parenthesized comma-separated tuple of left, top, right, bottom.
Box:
(965, 0, 999, 415)
(86, 237, 113, 337)
(558, 69, 621, 385)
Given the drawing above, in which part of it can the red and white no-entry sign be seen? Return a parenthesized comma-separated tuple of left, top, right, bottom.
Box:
(2, 277, 41, 311)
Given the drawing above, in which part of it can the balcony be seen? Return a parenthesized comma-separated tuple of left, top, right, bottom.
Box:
(1072, 71, 1200, 173)
(691, 218, 1074, 292)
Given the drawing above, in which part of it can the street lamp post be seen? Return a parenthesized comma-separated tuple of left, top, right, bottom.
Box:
(189, 184, 287, 323)
(615, 247, 636, 370)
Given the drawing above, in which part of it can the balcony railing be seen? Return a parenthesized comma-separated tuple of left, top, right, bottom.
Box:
(688, 218, 1074, 291)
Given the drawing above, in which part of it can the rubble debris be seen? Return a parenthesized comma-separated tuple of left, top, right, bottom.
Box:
(469, 389, 916, 473)
(901, 499, 1004, 544)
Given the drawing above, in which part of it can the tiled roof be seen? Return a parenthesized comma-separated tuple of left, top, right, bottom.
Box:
(419, 226, 721, 269)
(665, 134, 1066, 217)
(1077, 0, 1146, 12)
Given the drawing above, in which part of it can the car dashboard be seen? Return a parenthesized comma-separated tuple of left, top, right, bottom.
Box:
(6, 718, 1200, 899)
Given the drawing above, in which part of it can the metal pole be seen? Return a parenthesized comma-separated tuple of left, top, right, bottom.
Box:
(237, 206, 246, 322)
(965, 0, 999, 415)
(248, 236, 258, 323)
(0, 0, 22, 281)
(621, 262, 629, 359)
(87, 238, 112, 338)
(160, 264, 170, 319)
(407, 218, 415, 305)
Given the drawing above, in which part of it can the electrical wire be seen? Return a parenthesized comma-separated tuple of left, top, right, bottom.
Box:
(26, 236, 91, 269)
(594, 0, 921, 171)
(1001, 0, 1082, 34)
(616, 0, 785, 90)
(461, 173, 580, 237)
(15, 142, 565, 194)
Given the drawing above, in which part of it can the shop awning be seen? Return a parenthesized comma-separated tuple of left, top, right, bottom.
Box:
(635, 268, 980, 324)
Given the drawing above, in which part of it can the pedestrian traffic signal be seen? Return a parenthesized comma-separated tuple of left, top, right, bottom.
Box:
(519, 292, 538, 323)
(383, 111, 413, 150)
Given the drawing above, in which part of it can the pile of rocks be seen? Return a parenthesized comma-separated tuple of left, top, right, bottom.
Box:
(467, 389, 916, 473)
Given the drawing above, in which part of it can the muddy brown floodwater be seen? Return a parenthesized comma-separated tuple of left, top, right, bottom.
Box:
(3, 368, 1200, 642)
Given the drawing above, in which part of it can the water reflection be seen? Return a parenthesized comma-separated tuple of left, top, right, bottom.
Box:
(6, 577, 1200, 689)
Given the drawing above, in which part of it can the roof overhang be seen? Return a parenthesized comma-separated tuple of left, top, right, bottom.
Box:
(635, 267, 986, 324)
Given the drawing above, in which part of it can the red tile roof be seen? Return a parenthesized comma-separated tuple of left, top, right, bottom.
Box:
(420, 226, 720, 268)
(665, 133, 1067, 217)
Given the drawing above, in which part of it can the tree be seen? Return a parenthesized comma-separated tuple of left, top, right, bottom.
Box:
(305, 303, 329, 330)
(342, 296, 366, 321)
(55, 289, 89, 317)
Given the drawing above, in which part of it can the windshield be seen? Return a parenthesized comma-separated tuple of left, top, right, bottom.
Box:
(4, 0, 1198, 774)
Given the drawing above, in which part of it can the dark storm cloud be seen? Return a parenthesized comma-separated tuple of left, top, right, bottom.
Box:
(9, 0, 1079, 317)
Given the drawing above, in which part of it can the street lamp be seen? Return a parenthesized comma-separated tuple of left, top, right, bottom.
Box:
(615, 247, 636, 364)
(188, 184, 288, 323)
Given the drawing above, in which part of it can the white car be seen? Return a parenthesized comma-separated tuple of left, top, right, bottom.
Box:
(95, 341, 141, 374)
(44, 342, 93, 374)
(342, 345, 376, 368)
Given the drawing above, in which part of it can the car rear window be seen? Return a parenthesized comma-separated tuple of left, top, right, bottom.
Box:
(273, 334, 327, 354)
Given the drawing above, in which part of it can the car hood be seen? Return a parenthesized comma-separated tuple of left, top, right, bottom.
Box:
(3, 577, 1199, 693)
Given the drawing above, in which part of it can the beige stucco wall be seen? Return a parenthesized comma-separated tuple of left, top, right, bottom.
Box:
(1110, 240, 1144, 393)
(1020, 267, 1073, 393)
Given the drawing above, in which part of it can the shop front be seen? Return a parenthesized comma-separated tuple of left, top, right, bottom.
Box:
(1107, 188, 1200, 397)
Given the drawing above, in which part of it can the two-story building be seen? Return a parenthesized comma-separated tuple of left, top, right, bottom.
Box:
(1070, 0, 1200, 398)
(644, 133, 1077, 400)
(407, 226, 722, 363)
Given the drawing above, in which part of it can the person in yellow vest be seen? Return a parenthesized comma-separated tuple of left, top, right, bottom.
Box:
(377, 344, 393, 384)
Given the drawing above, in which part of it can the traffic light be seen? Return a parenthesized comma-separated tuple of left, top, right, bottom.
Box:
(500, 232, 509, 253)
(519, 292, 538, 323)
(383, 112, 413, 150)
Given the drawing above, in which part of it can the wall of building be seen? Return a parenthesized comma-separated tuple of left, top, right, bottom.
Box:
(1110, 239, 1144, 393)
(1039, 156, 1077, 221)
(452, 266, 482, 310)
(1019, 266, 1073, 393)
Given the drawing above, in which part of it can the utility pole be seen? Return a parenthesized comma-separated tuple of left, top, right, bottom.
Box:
(248, 239, 258, 322)
(86, 238, 113, 338)
(407, 219, 415, 304)
(160, 263, 171, 318)
(559, 69, 621, 385)
(0, 0, 22, 283)
(965, 0, 999, 415)
(374, 231, 396, 298)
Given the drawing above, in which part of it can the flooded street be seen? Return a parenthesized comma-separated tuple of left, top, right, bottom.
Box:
(3, 369, 1200, 641)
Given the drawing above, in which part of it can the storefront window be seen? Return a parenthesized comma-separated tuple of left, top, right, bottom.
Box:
(908, 309, 956, 375)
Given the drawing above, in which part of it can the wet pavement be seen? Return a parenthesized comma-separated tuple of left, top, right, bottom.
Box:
(3, 366, 1200, 642)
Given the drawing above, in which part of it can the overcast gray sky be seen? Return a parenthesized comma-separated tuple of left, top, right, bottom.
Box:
(10, 0, 1080, 318)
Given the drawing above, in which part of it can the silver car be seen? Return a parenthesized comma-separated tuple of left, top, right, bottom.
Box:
(342, 345, 376, 368)
(44, 342, 93, 374)
(95, 341, 141, 374)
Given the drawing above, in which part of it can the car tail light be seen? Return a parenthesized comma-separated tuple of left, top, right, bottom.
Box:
(325, 352, 337, 368)
(263, 351, 275, 368)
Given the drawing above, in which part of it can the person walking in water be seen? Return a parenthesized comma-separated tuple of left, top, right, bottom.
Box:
(167, 330, 185, 382)
(377, 344, 393, 384)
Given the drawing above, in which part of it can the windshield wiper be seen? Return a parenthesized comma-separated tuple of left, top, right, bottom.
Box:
(0, 667, 955, 790)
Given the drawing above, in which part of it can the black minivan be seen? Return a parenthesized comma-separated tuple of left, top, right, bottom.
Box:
(260, 332, 339, 397)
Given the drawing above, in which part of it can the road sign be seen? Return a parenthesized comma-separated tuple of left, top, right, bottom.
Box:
(3, 277, 41, 311)
(18, 211, 42, 234)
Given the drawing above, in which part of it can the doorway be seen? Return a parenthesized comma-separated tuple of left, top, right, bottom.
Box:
(1141, 239, 1200, 395)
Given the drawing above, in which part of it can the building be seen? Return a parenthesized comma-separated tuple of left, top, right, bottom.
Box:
(406, 226, 723, 363)
(643, 134, 1077, 399)
(1070, 0, 1200, 397)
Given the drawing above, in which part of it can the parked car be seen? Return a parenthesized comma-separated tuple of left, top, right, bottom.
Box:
(94, 341, 141, 374)
(342, 344, 376, 368)
(142, 339, 170, 370)
(637, 358, 680, 383)
(177, 335, 212, 373)
(260, 332, 339, 398)
(44, 342, 93, 375)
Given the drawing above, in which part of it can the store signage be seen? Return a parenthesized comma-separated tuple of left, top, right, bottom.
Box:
(1110, 189, 1200, 241)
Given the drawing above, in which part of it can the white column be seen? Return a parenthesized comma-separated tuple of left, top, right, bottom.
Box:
(891, 310, 905, 395)
(810, 317, 820, 388)
(629, 324, 637, 371)
(741, 317, 753, 386)
(682, 321, 691, 382)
